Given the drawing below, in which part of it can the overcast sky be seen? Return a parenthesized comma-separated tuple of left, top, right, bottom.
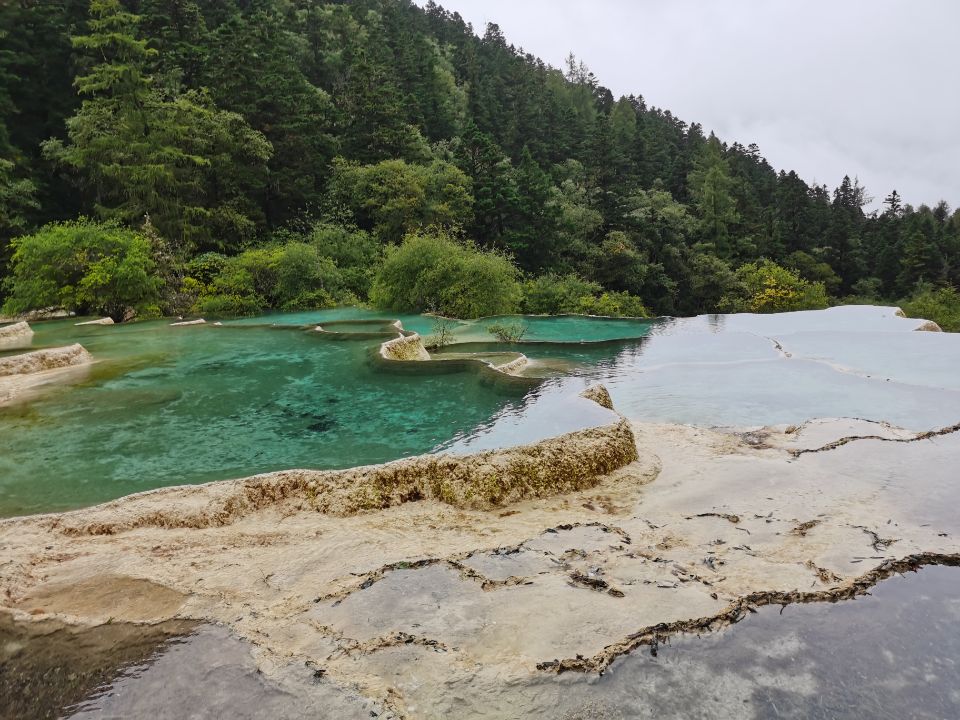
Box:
(415, 0, 959, 210)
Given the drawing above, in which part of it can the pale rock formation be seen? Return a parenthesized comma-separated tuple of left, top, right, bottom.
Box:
(75, 317, 115, 326)
(0, 343, 92, 377)
(380, 333, 430, 361)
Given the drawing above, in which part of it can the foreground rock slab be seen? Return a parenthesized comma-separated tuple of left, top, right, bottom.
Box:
(1, 413, 958, 718)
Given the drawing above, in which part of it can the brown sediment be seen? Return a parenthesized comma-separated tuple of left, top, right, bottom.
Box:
(15, 575, 187, 622)
(690, 512, 741, 524)
(47, 390, 638, 536)
(791, 519, 821, 536)
(805, 560, 843, 584)
(568, 570, 625, 598)
(536, 552, 960, 675)
(316, 553, 532, 604)
(789, 420, 960, 456)
(0, 343, 92, 377)
(850, 524, 898, 552)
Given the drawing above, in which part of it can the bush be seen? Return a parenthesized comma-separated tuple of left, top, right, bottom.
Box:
(370, 231, 521, 318)
(577, 291, 650, 318)
(899, 285, 960, 331)
(307, 223, 381, 298)
(425, 316, 457, 350)
(520, 274, 601, 314)
(721, 260, 829, 313)
(1, 219, 159, 321)
(195, 240, 348, 316)
(487, 320, 528, 343)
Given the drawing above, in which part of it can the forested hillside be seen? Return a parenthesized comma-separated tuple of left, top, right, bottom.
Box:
(1, 0, 958, 325)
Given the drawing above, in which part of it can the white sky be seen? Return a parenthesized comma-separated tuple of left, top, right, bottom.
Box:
(415, 0, 960, 210)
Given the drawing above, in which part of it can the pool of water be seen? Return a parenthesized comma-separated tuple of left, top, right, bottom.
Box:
(1, 305, 958, 517)
(0, 319, 560, 516)
(31, 565, 956, 720)
(346, 564, 960, 719)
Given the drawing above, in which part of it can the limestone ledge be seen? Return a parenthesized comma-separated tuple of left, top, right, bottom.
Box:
(493, 354, 529, 374)
(379, 332, 431, 361)
(42, 385, 637, 536)
(378, 330, 532, 378)
(0, 320, 33, 341)
(0, 343, 92, 377)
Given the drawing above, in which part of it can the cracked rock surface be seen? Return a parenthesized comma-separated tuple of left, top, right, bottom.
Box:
(2, 415, 959, 718)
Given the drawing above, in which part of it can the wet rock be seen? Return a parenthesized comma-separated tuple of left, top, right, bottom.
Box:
(0, 320, 33, 340)
(74, 317, 114, 326)
(0, 344, 92, 377)
(579, 384, 615, 410)
(379, 333, 430, 361)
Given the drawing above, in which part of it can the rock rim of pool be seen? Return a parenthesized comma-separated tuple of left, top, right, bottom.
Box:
(33, 384, 636, 536)
(0, 343, 92, 377)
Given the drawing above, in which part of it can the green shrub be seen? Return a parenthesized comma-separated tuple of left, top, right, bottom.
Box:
(487, 320, 528, 343)
(195, 293, 265, 316)
(425, 316, 457, 350)
(195, 240, 349, 316)
(307, 223, 381, 297)
(1, 219, 159, 321)
(577, 291, 649, 317)
(899, 285, 960, 331)
(721, 260, 829, 313)
(370, 231, 521, 318)
(520, 274, 602, 314)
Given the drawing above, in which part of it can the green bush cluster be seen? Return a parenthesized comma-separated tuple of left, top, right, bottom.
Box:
(899, 284, 960, 331)
(519, 273, 648, 317)
(195, 242, 347, 316)
(370, 231, 521, 318)
(1, 219, 159, 321)
(720, 260, 830, 313)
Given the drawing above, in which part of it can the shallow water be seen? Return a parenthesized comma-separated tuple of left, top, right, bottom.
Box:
(0, 318, 539, 516)
(345, 565, 960, 719)
(1, 305, 958, 517)
(32, 565, 957, 720)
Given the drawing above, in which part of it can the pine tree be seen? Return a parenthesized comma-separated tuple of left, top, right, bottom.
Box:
(44, 0, 271, 250)
(688, 136, 739, 256)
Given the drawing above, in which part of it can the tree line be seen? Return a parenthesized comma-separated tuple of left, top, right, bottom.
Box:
(1, 0, 958, 327)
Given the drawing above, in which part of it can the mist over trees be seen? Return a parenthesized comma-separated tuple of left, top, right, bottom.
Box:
(1, 0, 958, 323)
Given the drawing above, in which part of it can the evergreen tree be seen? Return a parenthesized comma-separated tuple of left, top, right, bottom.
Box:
(44, 0, 271, 250)
(688, 136, 739, 256)
(204, 7, 337, 225)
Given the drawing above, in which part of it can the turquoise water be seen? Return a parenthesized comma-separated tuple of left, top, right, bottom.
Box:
(2, 305, 958, 517)
(0, 318, 574, 516)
